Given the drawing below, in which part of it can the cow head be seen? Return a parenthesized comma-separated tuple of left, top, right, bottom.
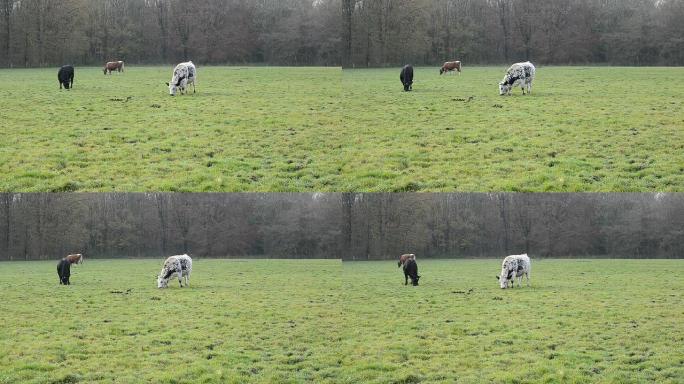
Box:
(168, 75, 187, 96)
(499, 82, 510, 96)
(167, 82, 177, 96)
(497, 268, 514, 289)
(157, 274, 169, 288)
(411, 275, 420, 286)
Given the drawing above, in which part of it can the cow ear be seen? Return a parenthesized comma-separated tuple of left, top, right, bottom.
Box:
(496, 275, 500, 280)
(165, 82, 169, 86)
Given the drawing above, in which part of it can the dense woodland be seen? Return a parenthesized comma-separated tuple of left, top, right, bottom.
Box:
(0, 0, 342, 67)
(1, 0, 683, 67)
(1, 193, 682, 260)
(343, 0, 684, 66)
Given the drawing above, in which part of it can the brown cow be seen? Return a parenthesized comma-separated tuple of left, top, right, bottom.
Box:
(397, 253, 416, 267)
(440, 61, 461, 75)
(104, 61, 125, 75)
(65, 253, 84, 264)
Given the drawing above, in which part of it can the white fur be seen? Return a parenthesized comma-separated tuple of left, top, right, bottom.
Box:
(168, 61, 196, 96)
(499, 61, 535, 96)
(498, 253, 531, 289)
(157, 254, 193, 288)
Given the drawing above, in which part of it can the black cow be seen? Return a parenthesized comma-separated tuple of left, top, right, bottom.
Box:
(58, 65, 74, 90)
(403, 258, 420, 286)
(57, 258, 71, 285)
(400, 65, 413, 92)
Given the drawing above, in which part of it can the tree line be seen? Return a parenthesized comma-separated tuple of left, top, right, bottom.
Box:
(1, 193, 682, 261)
(343, 0, 684, 67)
(1, 1, 683, 68)
(0, 0, 341, 67)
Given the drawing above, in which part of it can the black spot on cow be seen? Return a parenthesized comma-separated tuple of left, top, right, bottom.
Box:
(400, 65, 414, 92)
(175, 75, 185, 87)
(506, 75, 519, 86)
(58, 65, 74, 90)
(163, 268, 176, 279)
(403, 258, 420, 286)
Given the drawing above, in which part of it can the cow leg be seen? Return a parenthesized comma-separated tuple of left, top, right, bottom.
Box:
(404, 272, 408, 285)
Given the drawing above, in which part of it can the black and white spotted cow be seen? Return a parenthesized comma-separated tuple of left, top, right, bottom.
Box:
(157, 254, 193, 288)
(400, 64, 414, 92)
(496, 253, 531, 289)
(499, 61, 535, 96)
(166, 61, 196, 96)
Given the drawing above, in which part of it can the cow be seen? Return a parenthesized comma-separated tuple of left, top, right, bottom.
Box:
(400, 64, 413, 92)
(103, 61, 125, 75)
(57, 253, 83, 285)
(440, 61, 462, 75)
(397, 253, 415, 268)
(499, 61, 535, 96)
(166, 61, 196, 96)
(496, 253, 531, 289)
(65, 253, 84, 264)
(157, 254, 193, 288)
(403, 258, 420, 286)
(58, 65, 74, 90)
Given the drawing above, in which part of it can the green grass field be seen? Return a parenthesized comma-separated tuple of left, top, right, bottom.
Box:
(0, 259, 343, 384)
(0, 66, 682, 192)
(1, 259, 682, 383)
(340, 259, 684, 383)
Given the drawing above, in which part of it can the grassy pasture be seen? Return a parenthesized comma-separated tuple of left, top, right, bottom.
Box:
(1, 259, 683, 383)
(339, 259, 684, 383)
(0, 259, 343, 384)
(342, 66, 684, 192)
(0, 66, 683, 192)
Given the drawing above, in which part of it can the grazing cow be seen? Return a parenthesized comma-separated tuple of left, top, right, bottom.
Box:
(103, 61, 125, 75)
(499, 61, 535, 96)
(400, 64, 414, 92)
(56, 253, 83, 285)
(496, 253, 531, 289)
(166, 61, 196, 96)
(397, 253, 416, 268)
(58, 65, 74, 89)
(65, 253, 84, 264)
(157, 254, 193, 288)
(439, 61, 462, 75)
(403, 258, 420, 286)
